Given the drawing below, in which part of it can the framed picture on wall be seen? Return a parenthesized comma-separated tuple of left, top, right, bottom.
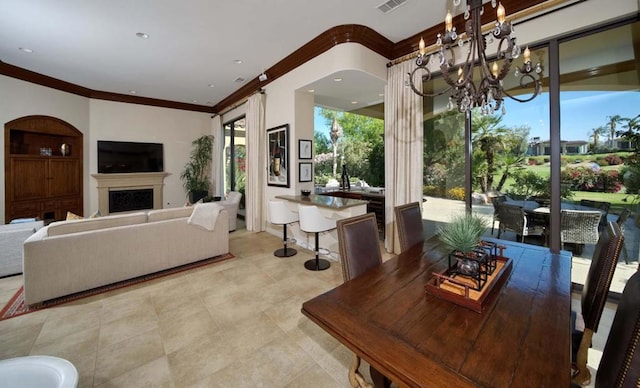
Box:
(299, 139, 312, 159)
(267, 124, 290, 187)
(299, 162, 313, 182)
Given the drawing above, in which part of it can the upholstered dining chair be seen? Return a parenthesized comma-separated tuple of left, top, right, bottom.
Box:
(496, 203, 545, 243)
(572, 221, 625, 386)
(336, 212, 382, 388)
(394, 202, 424, 253)
(561, 209, 601, 255)
(594, 270, 640, 387)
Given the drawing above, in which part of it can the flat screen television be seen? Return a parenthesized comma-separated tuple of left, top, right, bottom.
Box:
(97, 140, 164, 173)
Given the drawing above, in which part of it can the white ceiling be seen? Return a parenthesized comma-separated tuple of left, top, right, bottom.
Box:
(0, 0, 455, 112)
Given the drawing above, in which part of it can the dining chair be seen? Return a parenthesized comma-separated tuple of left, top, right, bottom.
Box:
(594, 270, 640, 387)
(572, 221, 625, 386)
(394, 202, 424, 253)
(496, 203, 545, 243)
(491, 195, 507, 235)
(615, 208, 631, 264)
(336, 212, 382, 388)
(560, 209, 601, 255)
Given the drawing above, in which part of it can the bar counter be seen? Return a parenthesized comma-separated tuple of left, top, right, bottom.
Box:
(273, 194, 368, 258)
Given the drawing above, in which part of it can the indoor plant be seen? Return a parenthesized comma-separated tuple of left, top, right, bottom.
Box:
(438, 213, 488, 276)
(180, 134, 214, 204)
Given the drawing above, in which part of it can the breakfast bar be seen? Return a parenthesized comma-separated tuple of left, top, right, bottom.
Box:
(274, 194, 368, 258)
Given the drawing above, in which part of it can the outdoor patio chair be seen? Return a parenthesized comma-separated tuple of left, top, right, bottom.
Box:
(579, 199, 610, 228)
(560, 209, 601, 255)
(615, 208, 631, 264)
(491, 195, 507, 235)
(497, 203, 545, 243)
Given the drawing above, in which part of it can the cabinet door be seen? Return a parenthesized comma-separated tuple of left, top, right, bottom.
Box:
(49, 159, 80, 197)
(10, 157, 48, 200)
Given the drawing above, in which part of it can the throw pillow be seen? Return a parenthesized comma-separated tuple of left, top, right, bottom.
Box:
(89, 210, 102, 218)
(66, 211, 83, 220)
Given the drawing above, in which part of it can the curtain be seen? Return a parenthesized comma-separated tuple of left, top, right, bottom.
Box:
(384, 60, 424, 254)
(245, 92, 266, 232)
(211, 115, 223, 198)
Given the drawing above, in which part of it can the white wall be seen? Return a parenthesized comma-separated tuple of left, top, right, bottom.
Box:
(0, 75, 211, 221)
(88, 100, 211, 212)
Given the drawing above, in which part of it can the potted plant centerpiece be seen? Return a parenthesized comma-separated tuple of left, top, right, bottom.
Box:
(438, 213, 488, 277)
(180, 134, 214, 204)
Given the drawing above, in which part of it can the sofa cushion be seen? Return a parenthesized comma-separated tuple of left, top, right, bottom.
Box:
(148, 207, 194, 222)
(47, 212, 148, 237)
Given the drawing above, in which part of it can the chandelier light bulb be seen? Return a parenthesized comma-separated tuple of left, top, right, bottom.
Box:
(419, 37, 426, 55)
(497, 3, 506, 24)
(492, 62, 499, 77)
(523, 46, 531, 63)
(445, 11, 453, 32)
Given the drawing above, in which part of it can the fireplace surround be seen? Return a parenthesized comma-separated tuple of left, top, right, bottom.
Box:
(92, 172, 169, 215)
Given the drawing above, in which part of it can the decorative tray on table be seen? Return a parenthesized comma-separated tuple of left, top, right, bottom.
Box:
(425, 241, 513, 313)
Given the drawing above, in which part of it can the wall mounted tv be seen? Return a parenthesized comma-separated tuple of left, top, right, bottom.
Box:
(97, 141, 164, 173)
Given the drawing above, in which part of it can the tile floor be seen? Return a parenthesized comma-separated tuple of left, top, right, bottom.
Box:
(0, 222, 619, 387)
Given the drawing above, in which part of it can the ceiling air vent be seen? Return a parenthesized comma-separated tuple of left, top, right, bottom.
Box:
(377, 0, 407, 14)
(234, 76, 245, 83)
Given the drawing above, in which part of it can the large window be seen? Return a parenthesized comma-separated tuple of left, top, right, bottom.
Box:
(223, 117, 246, 206)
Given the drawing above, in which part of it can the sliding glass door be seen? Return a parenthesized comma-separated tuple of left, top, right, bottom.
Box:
(223, 117, 246, 209)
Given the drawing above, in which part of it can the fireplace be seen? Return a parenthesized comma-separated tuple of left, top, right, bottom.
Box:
(92, 172, 169, 215)
(109, 189, 153, 213)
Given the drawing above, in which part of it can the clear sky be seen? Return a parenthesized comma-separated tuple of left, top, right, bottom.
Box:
(315, 91, 640, 142)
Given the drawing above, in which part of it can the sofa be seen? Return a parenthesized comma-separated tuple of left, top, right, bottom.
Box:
(0, 220, 45, 277)
(23, 205, 229, 306)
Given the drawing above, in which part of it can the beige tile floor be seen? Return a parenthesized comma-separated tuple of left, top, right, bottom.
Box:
(0, 222, 618, 387)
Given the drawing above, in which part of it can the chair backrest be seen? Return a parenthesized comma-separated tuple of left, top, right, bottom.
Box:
(492, 195, 507, 211)
(595, 270, 640, 387)
(268, 200, 298, 225)
(394, 202, 424, 252)
(336, 213, 382, 282)
(497, 203, 525, 233)
(225, 191, 242, 204)
(298, 205, 336, 233)
(581, 221, 625, 332)
(616, 208, 631, 232)
(560, 209, 601, 245)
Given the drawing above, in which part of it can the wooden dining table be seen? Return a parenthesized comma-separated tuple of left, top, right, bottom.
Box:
(301, 238, 572, 387)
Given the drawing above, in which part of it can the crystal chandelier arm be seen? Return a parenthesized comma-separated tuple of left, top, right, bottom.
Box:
(502, 74, 542, 102)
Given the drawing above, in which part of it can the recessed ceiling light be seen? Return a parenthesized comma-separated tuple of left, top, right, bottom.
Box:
(378, 93, 384, 97)
(351, 101, 358, 104)
(18, 47, 33, 53)
(333, 77, 343, 82)
(234, 59, 243, 64)
(307, 89, 315, 93)
(208, 84, 215, 88)
(129, 90, 137, 94)
(192, 100, 198, 103)
(136, 32, 149, 39)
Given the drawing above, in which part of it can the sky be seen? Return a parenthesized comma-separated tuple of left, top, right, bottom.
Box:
(315, 91, 640, 143)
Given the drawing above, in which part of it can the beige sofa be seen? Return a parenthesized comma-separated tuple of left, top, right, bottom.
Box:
(23, 206, 229, 306)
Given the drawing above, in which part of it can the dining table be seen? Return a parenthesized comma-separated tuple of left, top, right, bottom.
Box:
(301, 237, 572, 387)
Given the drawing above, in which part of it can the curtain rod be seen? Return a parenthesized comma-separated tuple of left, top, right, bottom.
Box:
(216, 88, 265, 117)
(387, 0, 581, 68)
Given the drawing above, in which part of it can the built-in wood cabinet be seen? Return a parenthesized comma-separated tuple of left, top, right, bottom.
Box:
(4, 116, 83, 223)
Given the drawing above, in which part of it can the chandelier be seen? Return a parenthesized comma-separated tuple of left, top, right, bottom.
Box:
(408, 0, 542, 115)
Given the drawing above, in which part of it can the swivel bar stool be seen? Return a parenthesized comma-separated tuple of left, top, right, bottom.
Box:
(298, 205, 336, 271)
(268, 200, 298, 257)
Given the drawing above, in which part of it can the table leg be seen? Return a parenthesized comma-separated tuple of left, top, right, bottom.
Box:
(349, 354, 372, 388)
(369, 365, 391, 388)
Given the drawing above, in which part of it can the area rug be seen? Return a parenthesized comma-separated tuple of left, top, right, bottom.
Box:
(0, 252, 234, 321)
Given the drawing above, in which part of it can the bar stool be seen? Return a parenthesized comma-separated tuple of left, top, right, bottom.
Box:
(298, 205, 336, 271)
(268, 200, 298, 257)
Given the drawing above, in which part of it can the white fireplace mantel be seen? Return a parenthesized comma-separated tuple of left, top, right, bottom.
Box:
(91, 172, 169, 215)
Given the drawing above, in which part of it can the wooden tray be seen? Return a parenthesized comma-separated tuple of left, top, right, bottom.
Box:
(425, 256, 513, 313)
